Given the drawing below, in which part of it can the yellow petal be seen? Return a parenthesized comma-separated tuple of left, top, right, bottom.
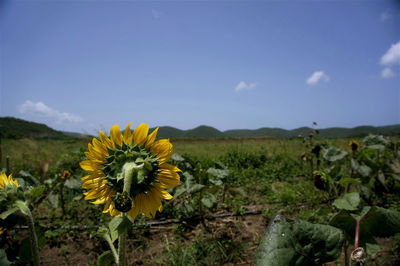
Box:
(0, 173, 7, 188)
(80, 160, 103, 172)
(110, 207, 120, 217)
(102, 198, 113, 213)
(84, 189, 103, 200)
(110, 124, 123, 147)
(91, 198, 106, 204)
(154, 183, 173, 200)
(123, 122, 133, 144)
(92, 138, 109, 157)
(157, 165, 181, 189)
(81, 171, 104, 182)
(82, 178, 107, 189)
(99, 131, 114, 150)
(128, 202, 140, 221)
(160, 163, 182, 173)
(88, 143, 106, 161)
(145, 127, 159, 149)
(151, 139, 173, 164)
(84, 152, 104, 163)
(133, 123, 149, 146)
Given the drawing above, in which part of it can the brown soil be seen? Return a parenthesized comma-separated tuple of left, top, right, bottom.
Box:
(11, 212, 400, 265)
(37, 214, 268, 265)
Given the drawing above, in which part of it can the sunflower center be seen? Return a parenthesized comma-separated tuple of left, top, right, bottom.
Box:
(351, 143, 359, 152)
(101, 143, 160, 198)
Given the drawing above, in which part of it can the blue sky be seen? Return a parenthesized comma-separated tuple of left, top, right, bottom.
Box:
(1, 0, 399, 134)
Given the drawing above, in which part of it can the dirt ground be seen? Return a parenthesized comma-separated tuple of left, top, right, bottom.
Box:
(8, 211, 398, 265)
(38, 214, 267, 266)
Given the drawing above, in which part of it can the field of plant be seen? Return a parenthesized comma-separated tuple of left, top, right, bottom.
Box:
(1, 128, 400, 265)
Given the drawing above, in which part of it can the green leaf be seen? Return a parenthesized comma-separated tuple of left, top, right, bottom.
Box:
(377, 171, 389, 191)
(361, 206, 400, 238)
(0, 249, 11, 266)
(109, 216, 132, 243)
(97, 251, 114, 266)
(358, 164, 372, 177)
(322, 147, 348, 162)
(366, 242, 380, 255)
(389, 160, 400, 174)
(18, 237, 32, 262)
(188, 184, 205, 194)
(337, 178, 361, 185)
(208, 178, 223, 186)
(173, 185, 186, 198)
(351, 159, 359, 171)
(97, 227, 110, 239)
(14, 200, 30, 216)
(184, 172, 205, 194)
(28, 186, 46, 200)
(351, 159, 372, 177)
(0, 207, 19, 219)
(178, 202, 195, 217)
(64, 177, 82, 189)
(392, 174, 400, 182)
(207, 168, 229, 180)
(172, 153, 185, 162)
(254, 214, 344, 266)
(330, 206, 400, 249)
(19, 170, 40, 185)
(329, 210, 357, 241)
(363, 135, 388, 150)
(201, 193, 217, 209)
(332, 192, 360, 211)
(47, 193, 59, 209)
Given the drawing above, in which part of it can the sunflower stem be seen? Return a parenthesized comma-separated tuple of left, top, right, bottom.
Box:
(118, 214, 127, 266)
(27, 209, 40, 266)
(122, 162, 143, 193)
(104, 233, 118, 264)
(15, 201, 40, 266)
(117, 162, 141, 266)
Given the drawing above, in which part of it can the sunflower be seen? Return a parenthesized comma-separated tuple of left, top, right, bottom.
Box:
(349, 140, 360, 152)
(0, 172, 19, 189)
(0, 227, 6, 235)
(80, 123, 181, 221)
(61, 170, 71, 180)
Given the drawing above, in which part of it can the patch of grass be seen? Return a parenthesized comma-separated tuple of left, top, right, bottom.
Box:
(162, 235, 246, 266)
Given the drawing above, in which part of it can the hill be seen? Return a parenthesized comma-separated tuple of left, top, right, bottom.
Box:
(1, 116, 399, 139)
(0, 117, 70, 139)
(157, 124, 400, 139)
(225, 125, 400, 138)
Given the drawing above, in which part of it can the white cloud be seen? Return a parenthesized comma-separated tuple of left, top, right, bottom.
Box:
(306, 71, 330, 85)
(380, 41, 400, 66)
(18, 100, 83, 124)
(151, 9, 162, 19)
(380, 10, 392, 22)
(235, 81, 256, 92)
(381, 67, 395, 79)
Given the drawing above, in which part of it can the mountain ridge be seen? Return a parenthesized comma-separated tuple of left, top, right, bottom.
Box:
(1, 116, 399, 139)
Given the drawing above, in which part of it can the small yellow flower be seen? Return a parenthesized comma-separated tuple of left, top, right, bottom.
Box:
(61, 170, 71, 179)
(0, 227, 6, 235)
(80, 123, 181, 221)
(349, 140, 360, 152)
(0, 172, 18, 189)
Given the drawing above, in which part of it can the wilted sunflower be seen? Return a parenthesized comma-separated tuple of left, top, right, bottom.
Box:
(349, 140, 360, 152)
(61, 170, 71, 180)
(80, 123, 181, 221)
(0, 172, 19, 189)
